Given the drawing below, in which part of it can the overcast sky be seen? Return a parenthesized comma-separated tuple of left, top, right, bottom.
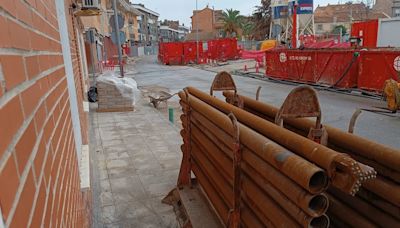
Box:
(131, 0, 343, 27)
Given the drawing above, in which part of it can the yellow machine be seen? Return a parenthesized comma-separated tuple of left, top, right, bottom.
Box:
(260, 39, 278, 51)
(383, 79, 400, 113)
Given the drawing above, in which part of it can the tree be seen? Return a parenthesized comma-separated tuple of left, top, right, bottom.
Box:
(251, 0, 272, 40)
(242, 21, 255, 40)
(222, 9, 244, 38)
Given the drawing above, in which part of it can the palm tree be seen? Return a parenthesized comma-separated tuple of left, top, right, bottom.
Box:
(242, 21, 255, 40)
(251, 0, 272, 40)
(222, 9, 244, 38)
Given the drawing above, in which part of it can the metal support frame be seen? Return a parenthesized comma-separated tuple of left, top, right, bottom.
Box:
(274, 85, 328, 145)
(227, 114, 241, 228)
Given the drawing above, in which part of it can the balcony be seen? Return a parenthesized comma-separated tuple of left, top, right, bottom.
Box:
(75, 0, 101, 16)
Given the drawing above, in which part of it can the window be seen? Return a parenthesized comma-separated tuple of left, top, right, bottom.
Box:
(317, 24, 323, 30)
(395, 9, 400, 17)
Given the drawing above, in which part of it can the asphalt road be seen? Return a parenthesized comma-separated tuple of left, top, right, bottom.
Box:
(130, 55, 400, 149)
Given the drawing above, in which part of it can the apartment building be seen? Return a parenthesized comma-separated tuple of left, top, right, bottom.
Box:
(160, 26, 180, 42)
(187, 6, 224, 41)
(80, 0, 142, 73)
(133, 4, 160, 44)
(0, 0, 92, 227)
(314, 3, 388, 34)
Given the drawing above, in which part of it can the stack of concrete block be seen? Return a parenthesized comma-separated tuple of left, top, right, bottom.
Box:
(97, 77, 136, 112)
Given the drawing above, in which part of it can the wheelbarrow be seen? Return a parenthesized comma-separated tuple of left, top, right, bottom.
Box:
(149, 91, 178, 108)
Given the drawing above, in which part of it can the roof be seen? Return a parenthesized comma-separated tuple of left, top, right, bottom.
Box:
(132, 4, 160, 17)
(160, 26, 179, 33)
(192, 6, 223, 20)
(314, 3, 388, 23)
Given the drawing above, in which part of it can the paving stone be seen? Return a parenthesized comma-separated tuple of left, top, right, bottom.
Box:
(106, 159, 131, 169)
(101, 205, 117, 224)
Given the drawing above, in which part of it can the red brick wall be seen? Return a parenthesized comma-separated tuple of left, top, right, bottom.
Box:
(0, 0, 89, 227)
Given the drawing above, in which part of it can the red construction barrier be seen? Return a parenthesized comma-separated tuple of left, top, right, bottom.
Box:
(358, 50, 400, 91)
(183, 41, 203, 64)
(265, 49, 358, 88)
(159, 42, 183, 65)
(207, 38, 239, 61)
(241, 50, 265, 64)
(266, 48, 400, 92)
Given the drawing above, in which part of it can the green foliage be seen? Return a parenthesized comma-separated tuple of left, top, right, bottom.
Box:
(222, 9, 244, 38)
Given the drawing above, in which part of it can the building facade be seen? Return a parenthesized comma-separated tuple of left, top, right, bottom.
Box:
(314, 3, 389, 35)
(178, 25, 190, 40)
(160, 26, 180, 42)
(0, 0, 91, 227)
(80, 0, 142, 73)
(394, 0, 400, 17)
(133, 4, 160, 44)
(187, 6, 224, 41)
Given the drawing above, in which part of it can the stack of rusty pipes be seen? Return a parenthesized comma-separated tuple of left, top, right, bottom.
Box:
(187, 87, 376, 194)
(178, 90, 330, 227)
(223, 91, 400, 227)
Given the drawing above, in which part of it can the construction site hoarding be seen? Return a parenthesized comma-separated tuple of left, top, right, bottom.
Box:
(358, 50, 400, 91)
(265, 49, 358, 88)
(265, 49, 400, 92)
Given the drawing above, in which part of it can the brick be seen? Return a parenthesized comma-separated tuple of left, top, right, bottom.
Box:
(8, 19, 31, 50)
(25, 55, 41, 79)
(0, 157, 20, 220)
(0, 0, 17, 16)
(33, 139, 46, 178)
(0, 16, 11, 48)
(34, 103, 47, 132)
(30, 181, 46, 228)
(0, 96, 24, 157)
(15, 120, 37, 174)
(43, 149, 52, 185)
(15, 0, 33, 26)
(42, 116, 55, 146)
(9, 169, 36, 228)
(0, 55, 26, 91)
(43, 188, 53, 227)
(21, 82, 44, 118)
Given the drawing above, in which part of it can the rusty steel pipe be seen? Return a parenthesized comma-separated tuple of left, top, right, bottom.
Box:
(191, 143, 234, 208)
(242, 197, 275, 227)
(243, 161, 329, 219)
(191, 116, 329, 217)
(191, 162, 229, 225)
(224, 91, 399, 173)
(241, 202, 271, 228)
(328, 187, 400, 226)
(186, 102, 330, 216)
(184, 93, 329, 194)
(363, 177, 400, 207)
(357, 189, 400, 220)
(243, 149, 329, 217)
(241, 176, 301, 227)
(327, 194, 377, 228)
(191, 126, 233, 181)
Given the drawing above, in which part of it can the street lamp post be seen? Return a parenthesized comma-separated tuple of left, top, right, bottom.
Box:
(196, 0, 199, 64)
(112, 0, 124, 77)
